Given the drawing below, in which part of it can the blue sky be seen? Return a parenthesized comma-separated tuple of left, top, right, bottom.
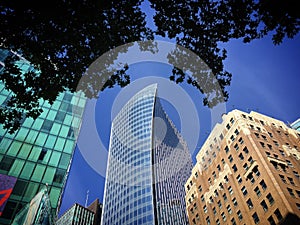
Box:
(58, 3, 300, 216)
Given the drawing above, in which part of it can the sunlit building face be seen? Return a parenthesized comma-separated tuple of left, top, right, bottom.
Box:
(101, 84, 193, 225)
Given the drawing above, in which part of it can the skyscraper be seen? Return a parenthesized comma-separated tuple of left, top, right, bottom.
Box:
(185, 109, 300, 225)
(290, 118, 300, 131)
(101, 84, 193, 224)
(0, 49, 86, 224)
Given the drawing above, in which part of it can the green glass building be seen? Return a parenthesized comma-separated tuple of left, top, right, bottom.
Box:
(0, 49, 86, 224)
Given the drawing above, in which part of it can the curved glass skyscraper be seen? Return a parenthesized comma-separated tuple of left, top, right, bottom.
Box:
(101, 84, 193, 224)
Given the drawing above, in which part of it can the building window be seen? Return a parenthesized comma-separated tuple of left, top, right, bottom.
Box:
(286, 160, 293, 167)
(261, 200, 268, 211)
(287, 188, 295, 197)
(213, 171, 216, 179)
(206, 216, 210, 225)
(274, 209, 283, 221)
(201, 195, 205, 202)
(238, 137, 244, 145)
(260, 142, 265, 148)
(268, 132, 273, 137)
(228, 186, 233, 195)
(288, 177, 295, 185)
(217, 165, 221, 171)
(293, 171, 300, 179)
(198, 185, 202, 192)
(237, 175, 242, 184)
(213, 207, 217, 215)
(203, 205, 208, 213)
(238, 153, 244, 161)
(234, 129, 239, 135)
(223, 193, 228, 202)
(279, 150, 285, 156)
(253, 167, 261, 177)
(243, 163, 249, 170)
(225, 146, 229, 154)
(234, 143, 239, 151)
(241, 186, 248, 196)
(267, 193, 275, 205)
(279, 174, 287, 183)
(232, 198, 238, 207)
(227, 205, 232, 214)
(232, 164, 238, 173)
(255, 133, 260, 138)
(247, 198, 254, 209)
(296, 190, 300, 198)
(221, 158, 225, 165)
(296, 203, 300, 210)
(214, 190, 219, 197)
(268, 216, 276, 225)
(231, 217, 236, 225)
(252, 212, 260, 224)
(230, 135, 235, 141)
(260, 180, 267, 190)
(226, 124, 231, 130)
(216, 219, 220, 225)
(243, 147, 249, 154)
(254, 186, 261, 197)
(237, 210, 243, 220)
(221, 212, 226, 221)
(218, 200, 222, 209)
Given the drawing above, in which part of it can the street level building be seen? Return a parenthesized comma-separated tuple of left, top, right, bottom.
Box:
(101, 84, 193, 224)
(185, 109, 300, 225)
(0, 49, 86, 224)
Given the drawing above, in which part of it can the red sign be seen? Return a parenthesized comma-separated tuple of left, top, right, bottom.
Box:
(0, 174, 17, 216)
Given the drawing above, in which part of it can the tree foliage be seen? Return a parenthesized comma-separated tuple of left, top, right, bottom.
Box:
(0, 0, 299, 133)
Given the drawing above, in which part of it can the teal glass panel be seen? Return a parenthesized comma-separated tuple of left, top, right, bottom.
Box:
(22, 118, 34, 128)
(11, 180, 28, 201)
(42, 167, 55, 184)
(53, 168, 66, 187)
(28, 146, 42, 161)
(25, 130, 38, 144)
(54, 137, 66, 151)
(17, 143, 32, 159)
(31, 164, 46, 182)
(8, 159, 25, 176)
(45, 135, 57, 149)
(59, 125, 69, 138)
(49, 151, 60, 167)
(32, 118, 43, 130)
(63, 140, 74, 153)
(35, 132, 47, 146)
(58, 153, 71, 169)
(50, 187, 61, 207)
(7, 141, 22, 156)
(15, 127, 29, 141)
(63, 114, 73, 125)
(0, 138, 12, 154)
(22, 182, 39, 202)
(47, 110, 56, 120)
(52, 101, 61, 110)
(20, 161, 35, 179)
(50, 123, 61, 136)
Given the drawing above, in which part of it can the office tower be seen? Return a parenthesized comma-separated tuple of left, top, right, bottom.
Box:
(185, 109, 300, 225)
(56, 198, 102, 225)
(291, 118, 300, 131)
(0, 49, 86, 224)
(101, 84, 193, 224)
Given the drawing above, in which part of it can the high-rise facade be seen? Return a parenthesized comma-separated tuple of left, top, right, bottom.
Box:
(101, 84, 193, 224)
(56, 198, 102, 225)
(0, 49, 86, 224)
(185, 109, 300, 225)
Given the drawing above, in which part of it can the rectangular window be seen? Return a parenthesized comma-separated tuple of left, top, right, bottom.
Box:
(243, 147, 249, 154)
(237, 175, 242, 184)
(228, 186, 233, 195)
(288, 177, 295, 185)
(260, 200, 268, 212)
(203, 205, 208, 213)
(254, 186, 261, 197)
(267, 193, 275, 205)
(225, 146, 229, 154)
(221, 212, 226, 221)
(268, 216, 276, 225)
(260, 180, 267, 190)
(247, 198, 254, 209)
(241, 186, 248, 196)
(227, 205, 232, 214)
(252, 212, 260, 224)
(223, 193, 228, 202)
(237, 210, 243, 220)
(232, 198, 238, 207)
(274, 209, 283, 221)
(213, 207, 216, 215)
(218, 200, 222, 209)
(288, 188, 295, 197)
(232, 164, 238, 173)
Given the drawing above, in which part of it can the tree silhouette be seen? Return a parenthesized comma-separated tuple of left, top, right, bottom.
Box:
(0, 0, 299, 133)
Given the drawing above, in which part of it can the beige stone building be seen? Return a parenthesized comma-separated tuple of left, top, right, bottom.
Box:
(185, 109, 300, 225)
